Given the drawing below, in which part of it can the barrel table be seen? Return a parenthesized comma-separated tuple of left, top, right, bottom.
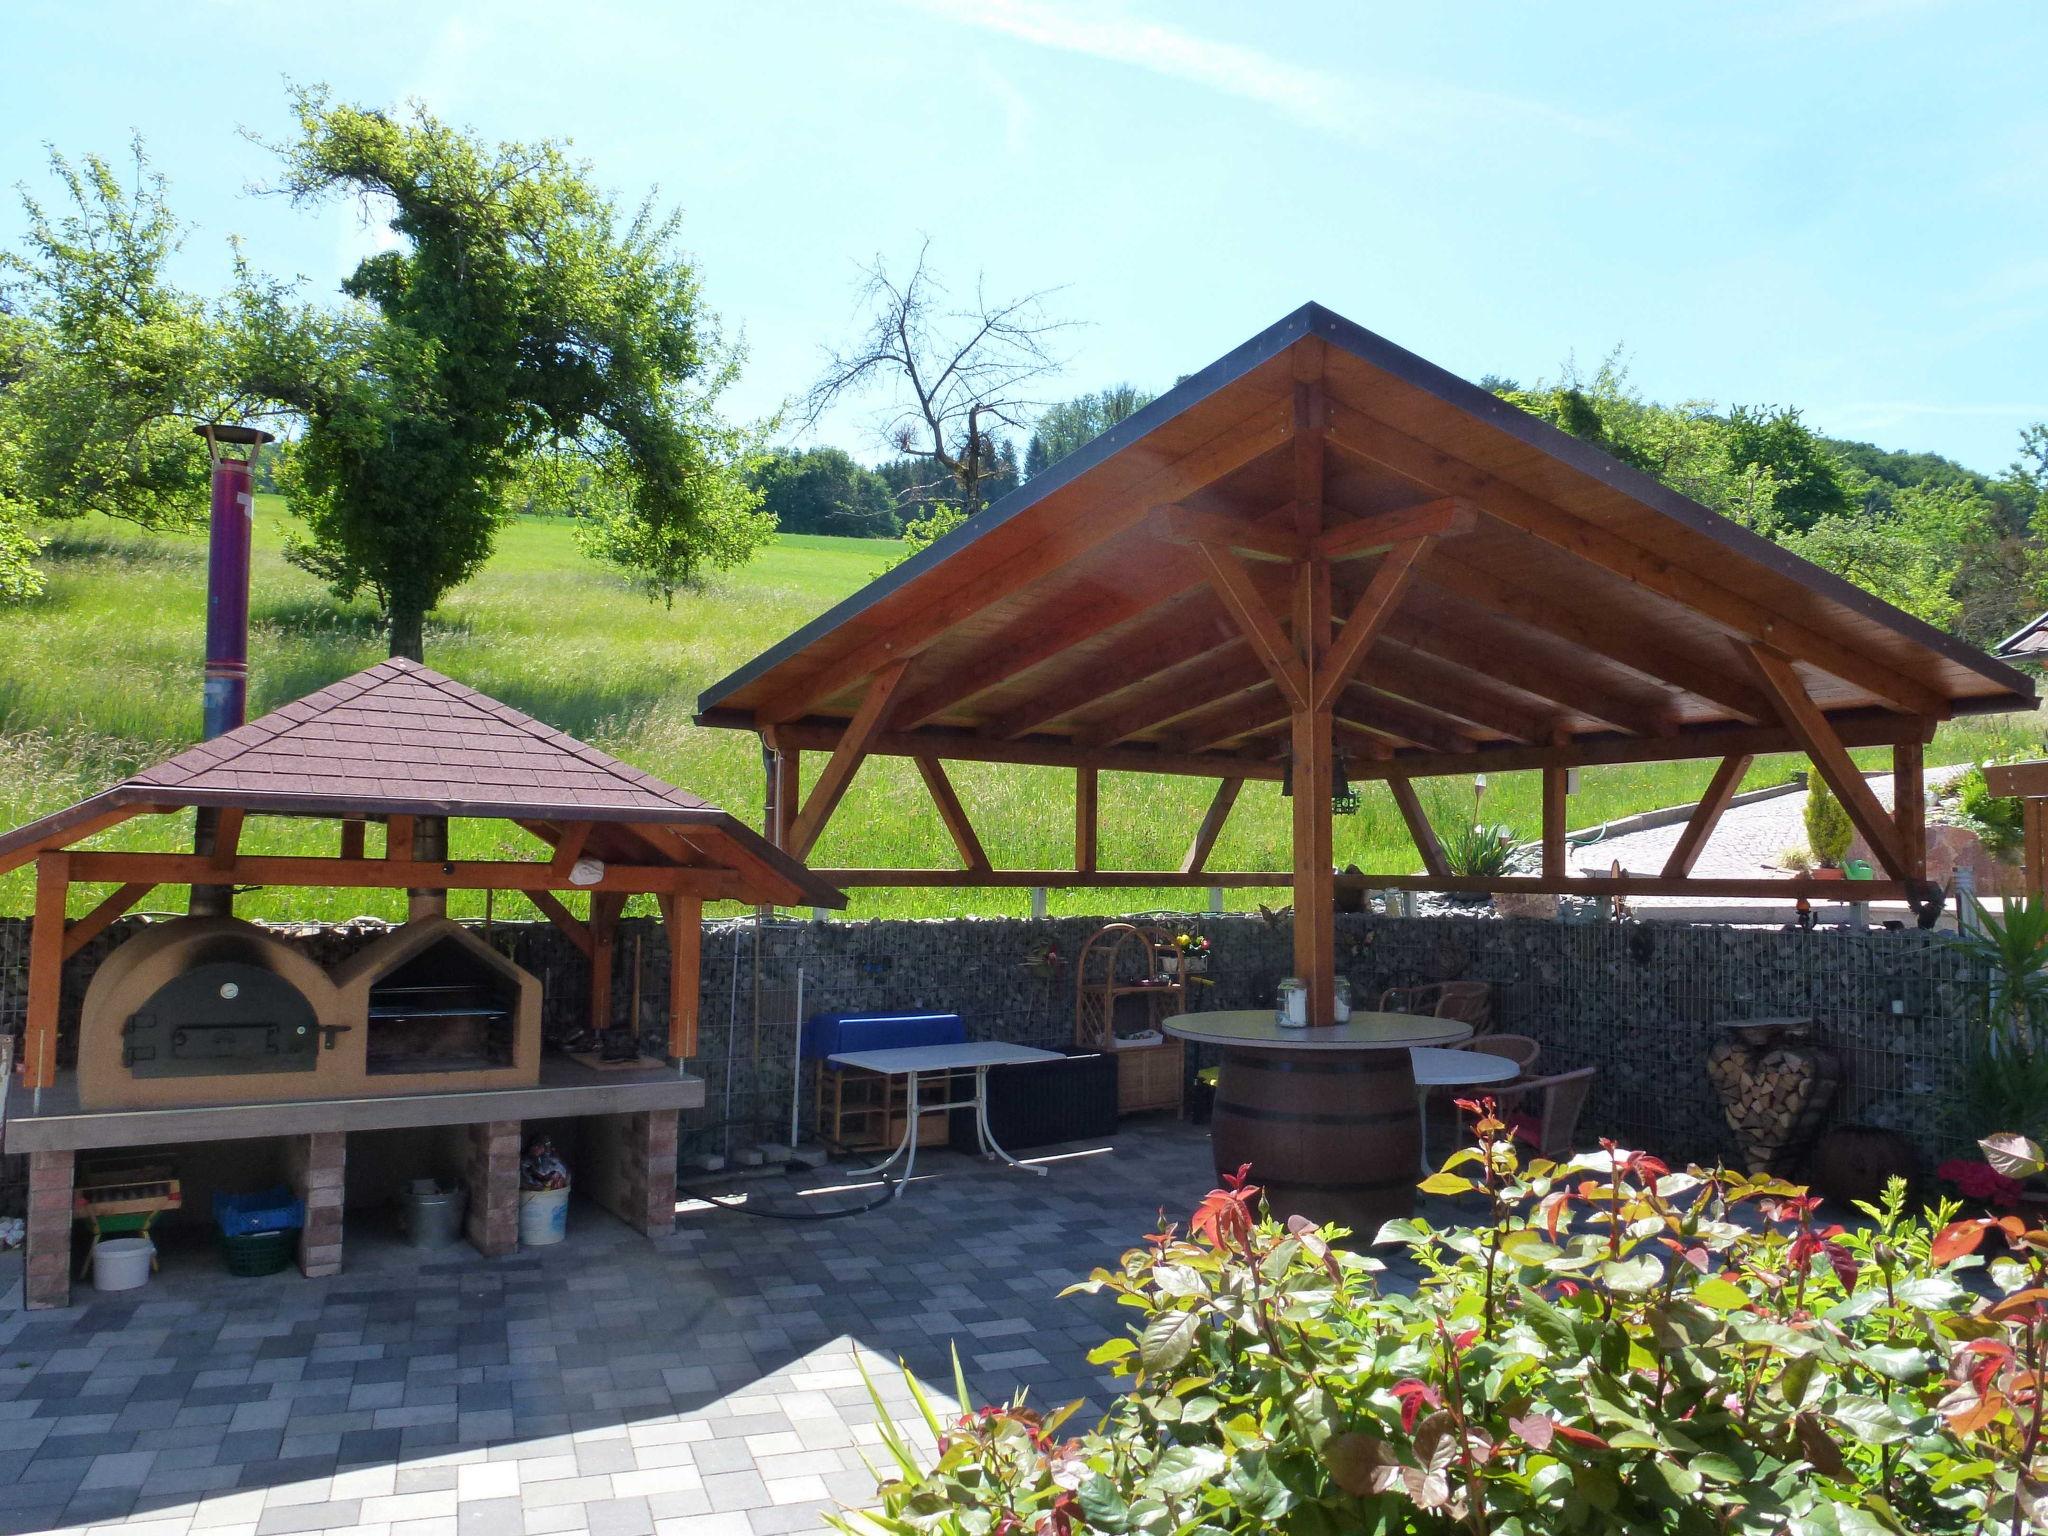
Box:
(1163, 1010, 1473, 1240)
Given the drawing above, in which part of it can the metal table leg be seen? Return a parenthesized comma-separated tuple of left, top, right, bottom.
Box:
(847, 1069, 920, 1185)
(973, 1066, 1047, 1176)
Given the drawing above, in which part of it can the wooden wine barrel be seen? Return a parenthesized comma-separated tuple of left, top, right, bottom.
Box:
(1209, 1045, 1419, 1240)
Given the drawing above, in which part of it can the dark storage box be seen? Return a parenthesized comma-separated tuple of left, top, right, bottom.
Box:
(949, 1049, 1118, 1153)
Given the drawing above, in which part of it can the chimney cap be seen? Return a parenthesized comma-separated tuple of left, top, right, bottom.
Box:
(193, 423, 274, 447)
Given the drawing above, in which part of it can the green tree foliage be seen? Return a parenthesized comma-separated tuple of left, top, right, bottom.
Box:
(1023, 383, 1154, 478)
(879, 501, 967, 574)
(235, 90, 771, 656)
(0, 141, 256, 599)
(750, 446, 898, 537)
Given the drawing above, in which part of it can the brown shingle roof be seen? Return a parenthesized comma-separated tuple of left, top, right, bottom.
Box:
(0, 659, 843, 906)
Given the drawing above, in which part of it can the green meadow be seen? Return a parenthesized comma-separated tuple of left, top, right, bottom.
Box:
(2, 502, 2039, 922)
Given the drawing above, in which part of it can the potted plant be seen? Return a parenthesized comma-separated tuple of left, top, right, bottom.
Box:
(1803, 776, 1852, 876)
(1431, 775, 1523, 905)
(1164, 932, 1210, 976)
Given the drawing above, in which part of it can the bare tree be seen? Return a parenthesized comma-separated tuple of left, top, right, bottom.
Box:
(803, 242, 1072, 519)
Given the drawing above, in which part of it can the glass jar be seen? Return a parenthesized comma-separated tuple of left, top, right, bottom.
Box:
(1276, 977, 1308, 1028)
(1332, 976, 1353, 1023)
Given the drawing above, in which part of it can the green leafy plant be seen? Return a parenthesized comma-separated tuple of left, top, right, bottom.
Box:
(835, 1113, 2048, 1535)
(1431, 779, 1525, 881)
(1959, 894, 2048, 1143)
(1959, 765, 2026, 860)
(1804, 776, 1854, 868)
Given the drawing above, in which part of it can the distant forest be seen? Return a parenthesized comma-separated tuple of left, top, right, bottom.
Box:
(766, 360, 2048, 650)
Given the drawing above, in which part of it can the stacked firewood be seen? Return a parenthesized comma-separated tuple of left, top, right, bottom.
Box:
(1705, 1020, 1841, 1175)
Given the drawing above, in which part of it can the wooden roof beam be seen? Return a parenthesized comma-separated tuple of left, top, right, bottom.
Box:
(1415, 553, 1774, 723)
(1335, 685, 1479, 756)
(784, 661, 907, 862)
(1324, 400, 1951, 719)
(1162, 682, 1288, 754)
(1741, 643, 1911, 878)
(1073, 650, 1270, 749)
(1181, 777, 1243, 875)
(1195, 543, 1308, 709)
(1387, 777, 1450, 878)
(982, 601, 1239, 740)
(915, 755, 989, 871)
(755, 395, 1294, 724)
(716, 714, 1286, 781)
(1359, 640, 1553, 745)
(1385, 611, 1674, 739)
(1313, 498, 1476, 561)
(1150, 504, 1307, 561)
(1313, 538, 1431, 712)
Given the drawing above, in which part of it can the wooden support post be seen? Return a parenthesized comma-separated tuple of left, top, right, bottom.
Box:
(340, 819, 365, 859)
(588, 892, 624, 1036)
(770, 747, 800, 850)
(915, 756, 988, 870)
(24, 853, 67, 1091)
(62, 881, 154, 960)
(1075, 766, 1099, 874)
(1292, 703, 1336, 1023)
(1893, 740, 1927, 881)
(1182, 777, 1243, 875)
(1661, 755, 1753, 879)
(1742, 643, 1911, 877)
(2028, 801, 2048, 902)
(209, 808, 246, 869)
(1542, 764, 1569, 881)
(1387, 778, 1449, 879)
(664, 894, 701, 1059)
(785, 662, 908, 862)
(385, 814, 414, 861)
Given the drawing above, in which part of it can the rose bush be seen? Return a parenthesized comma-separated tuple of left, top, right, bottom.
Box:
(832, 1108, 2048, 1535)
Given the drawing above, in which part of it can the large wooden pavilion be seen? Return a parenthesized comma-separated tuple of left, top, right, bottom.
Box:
(697, 304, 2034, 1026)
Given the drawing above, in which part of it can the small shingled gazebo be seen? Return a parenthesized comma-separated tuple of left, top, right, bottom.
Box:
(695, 303, 2035, 1032)
(0, 657, 842, 1307)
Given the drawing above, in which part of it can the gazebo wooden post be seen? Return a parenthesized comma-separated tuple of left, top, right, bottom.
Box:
(662, 894, 701, 1058)
(1289, 369, 1337, 1024)
(24, 852, 69, 1098)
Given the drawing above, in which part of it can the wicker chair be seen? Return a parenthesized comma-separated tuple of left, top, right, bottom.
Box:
(1490, 1067, 1597, 1159)
(1378, 980, 1494, 1034)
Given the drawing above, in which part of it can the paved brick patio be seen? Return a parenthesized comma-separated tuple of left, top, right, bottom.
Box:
(0, 1121, 1351, 1536)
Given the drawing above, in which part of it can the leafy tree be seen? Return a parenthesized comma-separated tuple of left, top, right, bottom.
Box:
(1023, 384, 1153, 478)
(750, 446, 898, 537)
(881, 501, 967, 573)
(0, 141, 259, 599)
(1721, 404, 1852, 534)
(236, 90, 770, 656)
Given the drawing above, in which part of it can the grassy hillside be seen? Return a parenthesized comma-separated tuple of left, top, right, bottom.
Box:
(2, 504, 2040, 921)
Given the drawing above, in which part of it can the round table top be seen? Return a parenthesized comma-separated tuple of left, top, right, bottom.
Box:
(1409, 1046, 1521, 1087)
(1162, 1009, 1474, 1051)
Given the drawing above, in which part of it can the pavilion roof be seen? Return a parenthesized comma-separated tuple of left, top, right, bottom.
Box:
(0, 658, 843, 907)
(696, 303, 2031, 785)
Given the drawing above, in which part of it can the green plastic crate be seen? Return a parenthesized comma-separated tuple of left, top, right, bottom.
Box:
(219, 1227, 295, 1277)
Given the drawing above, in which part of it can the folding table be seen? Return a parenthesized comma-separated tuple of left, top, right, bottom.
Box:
(825, 1042, 1064, 1197)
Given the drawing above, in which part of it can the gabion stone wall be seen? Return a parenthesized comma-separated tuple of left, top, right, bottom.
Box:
(0, 908, 1984, 1192)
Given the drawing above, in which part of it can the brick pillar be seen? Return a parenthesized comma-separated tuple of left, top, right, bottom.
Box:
(24, 1149, 75, 1310)
(464, 1120, 520, 1257)
(588, 1110, 678, 1237)
(286, 1132, 345, 1277)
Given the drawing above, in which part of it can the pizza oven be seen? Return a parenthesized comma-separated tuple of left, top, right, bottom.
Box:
(78, 915, 541, 1110)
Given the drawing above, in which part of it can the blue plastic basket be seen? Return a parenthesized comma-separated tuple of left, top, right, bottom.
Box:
(213, 1187, 305, 1237)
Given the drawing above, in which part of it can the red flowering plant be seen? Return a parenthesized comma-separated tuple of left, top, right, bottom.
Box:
(1936, 1156, 2026, 1210)
(833, 1116, 2048, 1534)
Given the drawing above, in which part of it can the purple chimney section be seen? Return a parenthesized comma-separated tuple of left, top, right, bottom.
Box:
(194, 424, 271, 740)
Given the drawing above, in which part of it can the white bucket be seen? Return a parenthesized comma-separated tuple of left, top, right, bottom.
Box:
(92, 1237, 155, 1292)
(518, 1187, 569, 1247)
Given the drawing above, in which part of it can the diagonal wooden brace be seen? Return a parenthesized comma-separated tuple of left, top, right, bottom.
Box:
(785, 661, 909, 863)
(1195, 543, 1308, 709)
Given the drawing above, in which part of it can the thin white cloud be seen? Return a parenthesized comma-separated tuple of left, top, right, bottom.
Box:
(892, 0, 1615, 143)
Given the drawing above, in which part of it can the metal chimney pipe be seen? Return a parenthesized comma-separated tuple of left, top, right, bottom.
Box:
(190, 424, 272, 916)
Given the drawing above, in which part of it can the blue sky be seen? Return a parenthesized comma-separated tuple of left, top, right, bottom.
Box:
(4, 0, 2042, 473)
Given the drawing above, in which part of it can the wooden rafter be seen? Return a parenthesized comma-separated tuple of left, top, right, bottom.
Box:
(1313, 538, 1431, 712)
(1335, 686, 1475, 756)
(1387, 778, 1449, 878)
(1660, 754, 1753, 879)
(1324, 401, 1950, 719)
(1151, 504, 1306, 561)
(915, 756, 988, 870)
(62, 881, 155, 960)
(1387, 609, 1672, 738)
(1312, 498, 1474, 562)
(1741, 643, 1911, 877)
(527, 888, 594, 956)
(1416, 554, 1773, 722)
(1181, 777, 1243, 875)
(548, 821, 593, 875)
(208, 808, 246, 870)
(754, 397, 1295, 723)
(785, 660, 909, 862)
(1196, 543, 1308, 708)
(1075, 649, 1268, 749)
(985, 601, 1238, 740)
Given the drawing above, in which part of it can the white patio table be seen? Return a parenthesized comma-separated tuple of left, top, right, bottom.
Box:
(1409, 1046, 1522, 1173)
(826, 1042, 1064, 1199)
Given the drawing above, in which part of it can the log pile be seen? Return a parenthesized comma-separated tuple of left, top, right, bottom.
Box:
(1705, 1018, 1841, 1175)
